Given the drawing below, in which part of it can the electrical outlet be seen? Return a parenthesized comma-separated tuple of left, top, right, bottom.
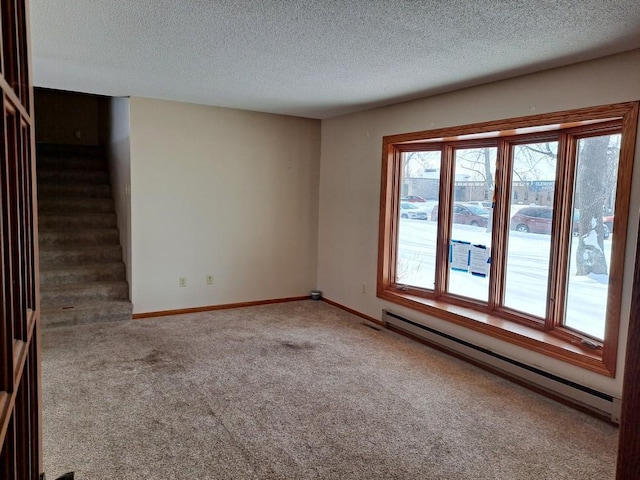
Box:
(179, 276, 187, 287)
(361, 283, 366, 294)
(206, 274, 214, 285)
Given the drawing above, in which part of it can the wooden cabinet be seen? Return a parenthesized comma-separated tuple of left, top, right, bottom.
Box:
(0, 0, 41, 478)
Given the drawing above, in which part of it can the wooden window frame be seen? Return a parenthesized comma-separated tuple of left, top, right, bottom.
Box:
(378, 102, 639, 376)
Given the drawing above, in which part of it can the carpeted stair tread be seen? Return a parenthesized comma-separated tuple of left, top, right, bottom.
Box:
(40, 281, 129, 305)
(39, 213, 117, 229)
(38, 196, 115, 214)
(39, 228, 120, 247)
(40, 262, 126, 286)
(37, 142, 132, 328)
(37, 155, 108, 172)
(39, 244, 123, 267)
(37, 143, 105, 157)
(37, 183, 112, 198)
(40, 300, 133, 328)
(37, 169, 110, 185)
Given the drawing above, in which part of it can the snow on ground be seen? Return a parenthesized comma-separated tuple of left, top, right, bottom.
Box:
(396, 218, 610, 339)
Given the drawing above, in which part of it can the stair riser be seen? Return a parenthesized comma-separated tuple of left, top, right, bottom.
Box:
(37, 156, 108, 172)
(39, 214, 117, 230)
(37, 145, 106, 158)
(41, 283, 129, 305)
(39, 197, 115, 214)
(40, 246, 123, 267)
(41, 303, 133, 328)
(37, 170, 110, 185)
(40, 264, 126, 286)
(36, 144, 133, 328)
(39, 229, 120, 247)
(37, 184, 112, 198)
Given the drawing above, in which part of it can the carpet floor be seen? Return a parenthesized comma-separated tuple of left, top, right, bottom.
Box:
(42, 300, 618, 479)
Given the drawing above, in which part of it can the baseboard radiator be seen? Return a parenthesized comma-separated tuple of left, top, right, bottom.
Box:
(383, 310, 620, 423)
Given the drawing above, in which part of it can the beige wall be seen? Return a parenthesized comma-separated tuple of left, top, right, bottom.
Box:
(318, 49, 640, 396)
(107, 97, 132, 294)
(35, 88, 103, 145)
(129, 98, 321, 314)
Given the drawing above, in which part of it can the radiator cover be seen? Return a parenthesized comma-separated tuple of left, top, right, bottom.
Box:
(383, 310, 620, 423)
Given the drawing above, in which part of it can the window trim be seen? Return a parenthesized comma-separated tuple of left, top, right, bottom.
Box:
(377, 102, 639, 376)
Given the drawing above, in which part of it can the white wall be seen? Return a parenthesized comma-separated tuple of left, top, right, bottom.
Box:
(107, 97, 132, 294)
(129, 98, 320, 314)
(318, 49, 640, 397)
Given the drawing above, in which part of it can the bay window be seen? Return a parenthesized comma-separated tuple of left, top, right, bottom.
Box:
(377, 102, 639, 375)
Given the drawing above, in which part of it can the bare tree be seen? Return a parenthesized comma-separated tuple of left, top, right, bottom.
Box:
(513, 143, 557, 181)
(575, 135, 614, 276)
(403, 151, 439, 179)
(457, 144, 556, 192)
(456, 148, 494, 192)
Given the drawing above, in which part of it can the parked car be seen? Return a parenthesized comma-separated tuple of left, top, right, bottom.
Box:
(510, 206, 553, 234)
(430, 202, 490, 227)
(401, 195, 428, 203)
(511, 206, 610, 239)
(400, 202, 428, 220)
(462, 201, 493, 211)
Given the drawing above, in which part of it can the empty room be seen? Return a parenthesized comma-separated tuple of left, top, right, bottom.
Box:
(2, 1, 640, 479)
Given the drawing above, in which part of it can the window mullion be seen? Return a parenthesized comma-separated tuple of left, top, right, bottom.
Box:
(488, 139, 511, 311)
(434, 145, 454, 296)
(547, 132, 574, 331)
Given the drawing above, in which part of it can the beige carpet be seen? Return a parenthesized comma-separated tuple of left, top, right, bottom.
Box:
(42, 300, 617, 479)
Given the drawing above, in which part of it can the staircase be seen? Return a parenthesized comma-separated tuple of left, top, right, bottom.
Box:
(37, 144, 132, 328)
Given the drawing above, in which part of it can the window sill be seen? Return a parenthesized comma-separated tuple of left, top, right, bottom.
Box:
(378, 289, 613, 377)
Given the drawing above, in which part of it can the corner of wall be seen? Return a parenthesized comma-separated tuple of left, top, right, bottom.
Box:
(106, 97, 132, 300)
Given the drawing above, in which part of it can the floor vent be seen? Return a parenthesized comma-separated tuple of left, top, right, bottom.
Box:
(383, 310, 620, 423)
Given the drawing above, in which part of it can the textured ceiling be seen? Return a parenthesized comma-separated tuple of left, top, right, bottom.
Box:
(30, 0, 640, 119)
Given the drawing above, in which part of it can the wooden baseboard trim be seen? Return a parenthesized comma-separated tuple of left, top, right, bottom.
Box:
(132, 296, 311, 319)
(321, 298, 384, 327)
(322, 298, 613, 424)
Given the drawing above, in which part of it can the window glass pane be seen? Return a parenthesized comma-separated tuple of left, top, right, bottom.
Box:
(504, 142, 558, 317)
(396, 151, 441, 289)
(447, 147, 496, 301)
(565, 134, 620, 340)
